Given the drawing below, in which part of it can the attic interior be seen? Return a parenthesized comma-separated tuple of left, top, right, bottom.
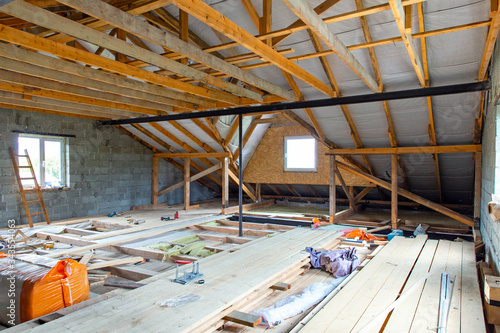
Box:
(1, 0, 500, 331)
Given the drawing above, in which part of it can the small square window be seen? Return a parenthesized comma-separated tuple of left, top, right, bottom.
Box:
(284, 136, 317, 172)
(18, 134, 68, 188)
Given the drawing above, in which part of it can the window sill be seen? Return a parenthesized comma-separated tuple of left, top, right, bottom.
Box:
(23, 187, 70, 192)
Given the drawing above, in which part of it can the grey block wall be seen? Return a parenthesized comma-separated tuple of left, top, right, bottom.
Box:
(0, 108, 215, 227)
(481, 43, 500, 271)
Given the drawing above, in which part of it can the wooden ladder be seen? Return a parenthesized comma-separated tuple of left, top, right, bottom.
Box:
(9, 147, 51, 227)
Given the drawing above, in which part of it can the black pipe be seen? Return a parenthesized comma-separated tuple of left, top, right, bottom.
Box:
(238, 114, 243, 237)
(99, 81, 490, 126)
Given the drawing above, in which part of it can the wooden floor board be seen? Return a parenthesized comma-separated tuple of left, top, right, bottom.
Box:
(382, 239, 439, 333)
(461, 242, 487, 332)
(409, 240, 452, 332)
(350, 235, 428, 332)
(128, 230, 340, 333)
(28, 229, 340, 333)
(297, 236, 408, 332)
(36, 228, 314, 332)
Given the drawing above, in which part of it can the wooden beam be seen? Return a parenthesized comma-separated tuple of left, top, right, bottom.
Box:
(479, 5, 500, 80)
(203, 0, 425, 53)
(152, 156, 159, 205)
(57, 0, 295, 101)
(282, 0, 378, 92)
(221, 200, 275, 215)
(330, 155, 336, 223)
(169, 0, 336, 97)
(240, 0, 259, 29)
(222, 157, 229, 208)
(223, 311, 262, 327)
(154, 152, 230, 159)
(2, 0, 262, 102)
(184, 157, 190, 210)
(261, 0, 272, 46)
(256, 183, 262, 202)
(327, 145, 481, 155)
(158, 162, 221, 197)
(0, 23, 230, 105)
(272, 0, 341, 46)
(417, 3, 442, 202)
(334, 167, 357, 211)
(224, 20, 491, 74)
(354, 187, 373, 203)
(148, 123, 224, 186)
(191, 162, 222, 183)
(0, 89, 134, 119)
(0, 96, 113, 120)
(337, 161, 474, 227)
(388, 0, 425, 86)
(0, 67, 169, 117)
(118, 126, 217, 191)
(227, 168, 257, 202)
(0, 43, 202, 109)
(391, 154, 398, 229)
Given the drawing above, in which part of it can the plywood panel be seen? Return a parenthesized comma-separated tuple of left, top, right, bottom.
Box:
(244, 127, 372, 186)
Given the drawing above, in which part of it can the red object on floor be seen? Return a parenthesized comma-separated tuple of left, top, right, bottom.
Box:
(343, 229, 385, 241)
(174, 211, 179, 219)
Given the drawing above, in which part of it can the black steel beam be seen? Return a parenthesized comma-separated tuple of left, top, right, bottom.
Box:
(99, 81, 490, 126)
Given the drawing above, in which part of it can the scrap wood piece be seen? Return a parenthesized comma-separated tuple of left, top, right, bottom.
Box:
(86, 256, 143, 271)
(367, 245, 384, 259)
(270, 282, 291, 291)
(223, 311, 262, 327)
(221, 200, 275, 215)
(104, 280, 145, 289)
(79, 253, 93, 266)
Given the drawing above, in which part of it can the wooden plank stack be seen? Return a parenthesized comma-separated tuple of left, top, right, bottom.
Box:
(297, 236, 486, 333)
(23, 228, 341, 332)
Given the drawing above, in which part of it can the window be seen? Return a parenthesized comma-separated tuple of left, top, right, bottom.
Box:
(18, 134, 68, 188)
(284, 136, 317, 172)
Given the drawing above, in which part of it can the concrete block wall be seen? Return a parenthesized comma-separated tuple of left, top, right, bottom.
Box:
(481, 43, 500, 271)
(0, 108, 215, 228)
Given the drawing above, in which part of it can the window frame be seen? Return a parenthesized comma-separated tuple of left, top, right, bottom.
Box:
(284, 136, 318, 172)
(18, 134, 68, 187)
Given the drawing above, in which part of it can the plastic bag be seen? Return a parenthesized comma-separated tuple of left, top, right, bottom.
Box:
(413, 224, 427, 236)
(251, 277, 347, 328)
(155, 292, 201, 307)
(0, 254, 89, 325)
(343, 229, 385, 241)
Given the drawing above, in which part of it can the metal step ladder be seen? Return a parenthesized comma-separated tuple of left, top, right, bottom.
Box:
(9, 147, 50, 227)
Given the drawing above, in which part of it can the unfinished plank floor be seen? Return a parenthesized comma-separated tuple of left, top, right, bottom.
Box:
(21, 227, 341, 333)
(296, 237, 485, 333)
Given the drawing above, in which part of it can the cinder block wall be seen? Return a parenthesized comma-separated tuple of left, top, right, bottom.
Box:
(0, 108, 215, 227)
(481, 43, 500, 272)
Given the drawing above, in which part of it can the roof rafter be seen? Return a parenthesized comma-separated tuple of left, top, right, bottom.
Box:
(203, 0, 425, 54)
(169, 0, 336, 97)
(282, 0, 378, 92)
(0, 0, 263, 102)
(417, 3, 443, 202)
(388, 0, 425, 86)
(57, 0, 295, 101)
(0, 23, 232, 105)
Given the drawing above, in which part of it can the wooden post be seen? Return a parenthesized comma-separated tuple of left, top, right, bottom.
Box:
(152, 156, 158, 205)
(391, 154, 398, 229)
(222, 157, 229, 208)
(474, 152, 482, 226)
(349, 186, 354, 208)
(184, 157, 190, 210)
(256, 183, 261, 203)
(329, 155, 336, 223)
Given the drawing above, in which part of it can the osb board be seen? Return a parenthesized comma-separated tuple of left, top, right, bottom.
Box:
(243, 127, 373, 186)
